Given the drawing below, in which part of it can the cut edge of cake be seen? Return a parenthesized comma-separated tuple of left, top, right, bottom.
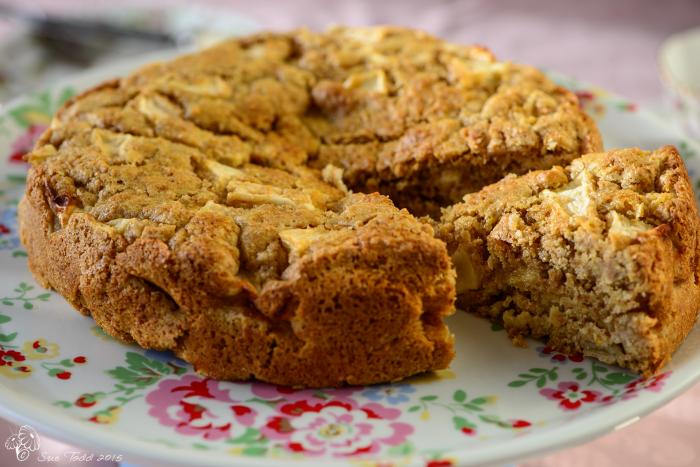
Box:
(438, 145, 700, 376)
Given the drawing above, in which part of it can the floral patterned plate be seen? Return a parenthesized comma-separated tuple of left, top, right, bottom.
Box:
(0, 59, 699, 467)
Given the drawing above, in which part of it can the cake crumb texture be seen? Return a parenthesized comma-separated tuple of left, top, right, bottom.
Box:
(438, 146, 700, 376)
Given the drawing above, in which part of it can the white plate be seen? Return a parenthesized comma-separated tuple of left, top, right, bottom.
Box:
(0, 58, 699, 467)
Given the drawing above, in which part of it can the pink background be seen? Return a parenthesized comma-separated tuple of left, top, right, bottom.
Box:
(0, 0, 699, 466)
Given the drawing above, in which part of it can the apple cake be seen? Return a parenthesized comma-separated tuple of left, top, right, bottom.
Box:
(437, 146, 700, 376)
(17, 26, 696, 387)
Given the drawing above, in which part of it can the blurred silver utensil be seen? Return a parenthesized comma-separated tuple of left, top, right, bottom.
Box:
(0, 4, 181, 65)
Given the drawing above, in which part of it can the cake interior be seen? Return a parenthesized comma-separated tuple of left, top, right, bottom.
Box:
(438, 146, 700, 375)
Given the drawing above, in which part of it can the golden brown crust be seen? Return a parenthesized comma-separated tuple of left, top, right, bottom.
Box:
(36, 26, 602, 217)
(20, 172, 455, 386)
(29, 26, 700, 386)
(438, 146, 700, 375)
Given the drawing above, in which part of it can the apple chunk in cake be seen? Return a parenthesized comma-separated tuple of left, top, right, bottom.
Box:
(438, 146, 700, 375)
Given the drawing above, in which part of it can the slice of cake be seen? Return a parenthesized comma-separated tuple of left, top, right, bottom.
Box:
(438, 146, 700, 375)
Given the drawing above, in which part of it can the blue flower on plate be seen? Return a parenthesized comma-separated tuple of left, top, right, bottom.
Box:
(0, 206, 20, 251)
(144, 349, 189, 367)
(361, 384, 416, 405)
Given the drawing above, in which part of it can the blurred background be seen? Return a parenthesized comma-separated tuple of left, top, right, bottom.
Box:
(0, 0, 698, 104)
(0, 0, 698, 466)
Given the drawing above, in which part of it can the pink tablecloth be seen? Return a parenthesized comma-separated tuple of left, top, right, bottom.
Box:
(0, 1, 699, 466)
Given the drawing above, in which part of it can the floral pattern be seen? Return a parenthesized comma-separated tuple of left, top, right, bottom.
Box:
(7, 124, 47, 165)
(540, 381, 601, 411)
(147, 376, 257, 441)
(22, 339, 59, 360)
(537, 346, 584, 364)
(0, 206, 20, 251)
(361, 384, 416, 405)
(263, 400, 412, 457)
(0, 348, 32, 378)
(0, 81, 697, 465)
(250, 382, 360, 404)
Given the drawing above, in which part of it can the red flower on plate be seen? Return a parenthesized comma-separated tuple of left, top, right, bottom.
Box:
(510, 419, 532, 429)
(262, 399, 413, 457)
(145, 375, 257, 441)
(600, 371, 673, 405)
(427, 460, 453, 467)
(624, 371, 670, 394)
(537, 346, 584, 364)
(0, 349, 32, 378)
(540, 381, 601, 411)
(7, 124, 47, 164)
(0, 349, 26, 366)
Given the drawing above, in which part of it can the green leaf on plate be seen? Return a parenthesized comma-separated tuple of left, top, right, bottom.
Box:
(387, 442, 415, 456)
(470, 397, 489, 405)
(241, 446, 267, 457)
(0, 332, 17, 342)
(125, 351, 172, 376)
(602, 372, 637, 385)
(227, 427, 261, 445)
(452, 390, 466, 402)
(107, 367, 150, 387)
(536, 375, 548, 388)
(508, 380, 528, 388)
(462, 403, 484, 412)
(0, 314, 11, 323)
(6, 174, 26, 184)
(452, 416, 474, 430)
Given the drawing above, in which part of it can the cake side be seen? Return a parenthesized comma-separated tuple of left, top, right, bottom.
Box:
(438, 146, 700, 375)
(19, 152, 455, 386)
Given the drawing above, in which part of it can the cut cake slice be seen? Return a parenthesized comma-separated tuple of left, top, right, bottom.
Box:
(438, 146, 700, 375)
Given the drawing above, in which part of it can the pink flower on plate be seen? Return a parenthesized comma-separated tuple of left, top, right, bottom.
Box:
(540, 381, 601, 411)
(261, 399, 413, 457)
(8, 124, 47, 164)
(250, 382, 361, 403)
(600, 371, 672, 405)
(625, 371, 670, 394)
(537, 346, 584, 364)
(146, 375, 256, 441)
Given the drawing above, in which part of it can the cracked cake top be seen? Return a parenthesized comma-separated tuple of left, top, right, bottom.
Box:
(33, 25, 602, 221)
